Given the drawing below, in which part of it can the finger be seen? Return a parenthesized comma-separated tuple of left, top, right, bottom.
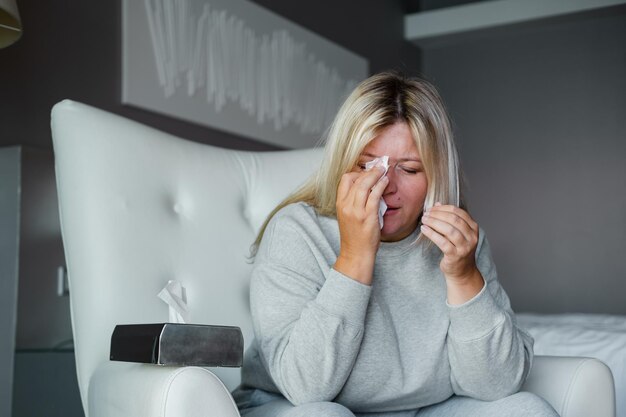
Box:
(337, 172, 361, 203)
(427, 204, 477, 231)
(422, 210, 476, 243)
(365, 175, 389, 213)
(355, 165, 387, 188)
(420, 224, 455, 255)
(426, 204, 478, 233)
(421, 214, 467, 249)
(351, 166, 386, 208)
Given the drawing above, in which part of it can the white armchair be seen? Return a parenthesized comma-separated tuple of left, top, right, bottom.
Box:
(51, 100, 615, 417)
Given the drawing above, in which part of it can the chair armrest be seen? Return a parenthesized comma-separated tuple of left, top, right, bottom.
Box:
(88, 361, 240, 417)
(522, 355, 615, 417)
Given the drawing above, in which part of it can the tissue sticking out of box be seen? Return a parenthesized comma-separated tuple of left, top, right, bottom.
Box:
(157, 280, 188, 323)
(364, 155, 389, 229)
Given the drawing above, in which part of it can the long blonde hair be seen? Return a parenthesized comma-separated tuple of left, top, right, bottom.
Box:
(252, 71, 463, 254)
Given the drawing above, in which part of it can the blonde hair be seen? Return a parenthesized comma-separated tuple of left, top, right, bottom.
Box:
(252, 71, 463, 254)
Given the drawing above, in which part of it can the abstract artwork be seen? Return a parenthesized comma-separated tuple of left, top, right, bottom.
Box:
(123, 0, 369, 148)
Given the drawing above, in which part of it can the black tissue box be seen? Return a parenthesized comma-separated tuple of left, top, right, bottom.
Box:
(110, 323, 243, 367)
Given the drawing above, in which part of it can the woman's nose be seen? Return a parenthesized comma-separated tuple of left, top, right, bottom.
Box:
(383, 168, 398, 194)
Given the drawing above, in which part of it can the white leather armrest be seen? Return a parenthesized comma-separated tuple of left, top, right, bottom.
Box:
(522, 355, 615, 417)
(88, 361, 240, 417)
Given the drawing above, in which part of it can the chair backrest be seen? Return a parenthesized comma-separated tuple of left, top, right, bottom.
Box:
(51, 100, 323, 409)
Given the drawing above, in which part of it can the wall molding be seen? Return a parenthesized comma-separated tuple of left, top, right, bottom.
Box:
(405, 0, 626, 47)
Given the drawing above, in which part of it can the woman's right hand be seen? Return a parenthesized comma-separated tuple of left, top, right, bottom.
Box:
(334, 166, 388, 285)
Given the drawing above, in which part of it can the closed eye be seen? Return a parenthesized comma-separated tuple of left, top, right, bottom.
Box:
(399, 165, 421, 174)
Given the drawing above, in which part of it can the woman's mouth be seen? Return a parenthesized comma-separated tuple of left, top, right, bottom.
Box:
(385, 207, 400, 215)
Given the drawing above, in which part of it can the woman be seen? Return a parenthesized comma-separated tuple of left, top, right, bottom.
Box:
(232, 72, 559, 417)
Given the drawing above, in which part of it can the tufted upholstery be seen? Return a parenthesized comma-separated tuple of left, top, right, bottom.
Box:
(52, 100, 615, 417)
(51, 100, 322, 415)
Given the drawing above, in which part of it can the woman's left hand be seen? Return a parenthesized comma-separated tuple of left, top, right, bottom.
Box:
(420, 203, 480, 284)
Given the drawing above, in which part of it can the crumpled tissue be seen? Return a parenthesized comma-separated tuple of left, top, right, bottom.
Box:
(364, 155, 389, 229)
(157, 280, 189, 324)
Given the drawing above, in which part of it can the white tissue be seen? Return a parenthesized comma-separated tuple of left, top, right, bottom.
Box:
(157, 280, 189, 323)
(364, 155, 389, 229)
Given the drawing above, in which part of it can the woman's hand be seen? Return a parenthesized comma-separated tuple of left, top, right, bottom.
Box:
(334, 166, 389, 285)
(420, 203, 485, 304)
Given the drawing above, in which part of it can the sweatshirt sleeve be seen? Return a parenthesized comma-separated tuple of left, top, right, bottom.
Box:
(250, 211, 372, 405)
(446, 230, 534, 401)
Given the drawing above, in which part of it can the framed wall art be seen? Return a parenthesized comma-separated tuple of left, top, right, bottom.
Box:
(122, 0, 369, 148)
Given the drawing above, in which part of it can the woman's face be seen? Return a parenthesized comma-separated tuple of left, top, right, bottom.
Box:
(355, 122, 428, 242)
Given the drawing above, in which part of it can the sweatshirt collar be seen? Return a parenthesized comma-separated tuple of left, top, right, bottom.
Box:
(377, 226, 421, 258)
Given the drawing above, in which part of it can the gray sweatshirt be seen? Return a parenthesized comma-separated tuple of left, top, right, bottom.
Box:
(234, 202, 533, 413)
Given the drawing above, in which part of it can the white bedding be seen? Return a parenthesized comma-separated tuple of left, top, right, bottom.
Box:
(517, 313, 626, 417)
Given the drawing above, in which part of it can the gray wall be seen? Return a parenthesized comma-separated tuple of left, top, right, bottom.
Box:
(422, 10, 626, 314)
(0, 0, 420, 151)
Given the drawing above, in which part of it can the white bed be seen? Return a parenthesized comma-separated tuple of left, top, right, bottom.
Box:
(517, 313, 626, 417)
